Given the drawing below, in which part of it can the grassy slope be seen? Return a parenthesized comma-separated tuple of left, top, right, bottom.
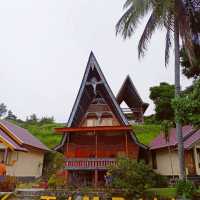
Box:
(22, 123, 63, 149)
(133, 124, 161, 145)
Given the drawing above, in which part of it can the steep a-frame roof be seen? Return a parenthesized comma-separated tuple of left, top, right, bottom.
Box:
(55, 52, 147, 150)
(67, 52, 128, 127)
(116, 75, 149, 113)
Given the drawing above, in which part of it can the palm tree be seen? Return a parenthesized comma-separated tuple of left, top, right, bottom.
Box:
(116, 0, 195, 180)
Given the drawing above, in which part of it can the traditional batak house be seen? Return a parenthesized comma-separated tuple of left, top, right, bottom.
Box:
(55, 52, 148, 187)
(0, 120, 49, 178)
(150, 125, 200, 177)
(116, 75, 149, 124)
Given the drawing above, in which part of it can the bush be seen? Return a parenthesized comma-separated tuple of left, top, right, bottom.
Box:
(48, 174, 65, 189)
(108, 156, 166, 198)
(153, 174, 168, 188)
(176, 180, 195, 198)
(43, 151, 65, 179)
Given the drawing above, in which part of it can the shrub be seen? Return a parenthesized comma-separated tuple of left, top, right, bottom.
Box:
(48, 174, 65, 189)
(176, 180, 195, 198)
(108, 156, 166, 198)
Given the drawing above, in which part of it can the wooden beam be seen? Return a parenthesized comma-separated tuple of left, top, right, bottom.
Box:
(55, 125, 132, 134)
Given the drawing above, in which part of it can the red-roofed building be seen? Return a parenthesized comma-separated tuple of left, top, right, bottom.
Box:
(0, 120, 49, 178)
(150, 125, 200, 176)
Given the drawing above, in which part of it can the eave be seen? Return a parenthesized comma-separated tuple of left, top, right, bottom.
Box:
(55, 125, 132, 134)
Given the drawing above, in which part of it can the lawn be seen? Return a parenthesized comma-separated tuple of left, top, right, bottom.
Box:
(133, 124, 161, 145)
(144, 188, 177, 199)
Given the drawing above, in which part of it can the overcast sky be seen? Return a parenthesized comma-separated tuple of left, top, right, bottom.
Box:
(0, 0, 192, 122)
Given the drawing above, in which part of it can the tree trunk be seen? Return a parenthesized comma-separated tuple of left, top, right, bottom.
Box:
(174, 16, 186, 180)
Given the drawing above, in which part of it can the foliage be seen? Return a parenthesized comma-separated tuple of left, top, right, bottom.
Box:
(116, 0, 195, 66)
(0, 103, 7, 118)
(26, 114, 38, 124)
(5, 110, 17, 120)
(172, 79, 200, 126)
(181, 46, 200, 79)
(43, 151, 65, 179)
(176, 180, 195, 198)
(39, 116, 54, 125)
(133, 124, 161, 145)
(161, 120, 173, 142)
(144, 115, 157, 124)
(107, 156, 167, 198)
(48, 174, 65, 189)
(149, 82, 175, 122)
(0, 176, 16, 192)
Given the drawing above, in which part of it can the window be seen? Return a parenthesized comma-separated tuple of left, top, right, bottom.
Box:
(101, 118, 113, 126)
(152, 151, 157, 169)
(87, 119, 97, 127)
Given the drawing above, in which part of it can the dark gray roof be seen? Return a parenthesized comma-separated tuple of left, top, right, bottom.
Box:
(116, 75, 149, 113)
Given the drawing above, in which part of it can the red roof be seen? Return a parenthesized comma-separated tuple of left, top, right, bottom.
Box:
(150, 125, 199, 150)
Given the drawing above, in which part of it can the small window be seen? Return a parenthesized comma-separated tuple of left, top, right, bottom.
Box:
(87, 119, 97, 127)
(101, 118, 113, 126)
(152, 151, 157, 169)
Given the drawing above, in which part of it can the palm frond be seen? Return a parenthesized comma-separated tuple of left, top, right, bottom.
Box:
(164, 15, 173, 66)
(138, 10, 162, 58)
(116, 0, 152, 39)
(177, 0, 195, 66)
(165, 27, 172, 67)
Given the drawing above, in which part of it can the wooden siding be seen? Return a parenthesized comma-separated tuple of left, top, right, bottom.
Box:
(64, 134, 139, 160)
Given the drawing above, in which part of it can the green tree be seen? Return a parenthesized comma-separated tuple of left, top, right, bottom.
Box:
(39, 116, 54, 124)
(26, 114, 38, 124)
(172, 79, 200, 126)
(0, 103, 7, 118)
(180, 45, 200, 79)
(180, 2, 200, 79)
(115, 0, 193, 179)
(5, 110, 17, 121)
(108, 156, 167, 198)
(150, 82, 175, 122)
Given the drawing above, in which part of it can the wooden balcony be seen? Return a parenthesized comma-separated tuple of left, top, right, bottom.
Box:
(65, 158, 116, 170)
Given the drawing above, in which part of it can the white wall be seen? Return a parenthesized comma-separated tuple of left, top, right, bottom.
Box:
(6, 150, 44, 177)
(152, 149, 180, 176)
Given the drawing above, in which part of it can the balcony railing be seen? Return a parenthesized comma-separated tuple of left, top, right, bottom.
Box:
(65, 158, 116, 170)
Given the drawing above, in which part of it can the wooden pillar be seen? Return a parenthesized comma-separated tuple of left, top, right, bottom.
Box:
(125, 133, 128, 156)
(95, 132, 98, 187)
(95, 134, 98, 158)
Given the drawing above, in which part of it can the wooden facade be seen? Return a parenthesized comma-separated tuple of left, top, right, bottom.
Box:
(55, 52, 147, 187)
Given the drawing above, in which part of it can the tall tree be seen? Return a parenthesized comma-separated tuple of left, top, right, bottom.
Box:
(115, 0, 195, 179)
(5, 110, 17, 120)
(150, 82, 175, 122)
(0, 103, 7, 118)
